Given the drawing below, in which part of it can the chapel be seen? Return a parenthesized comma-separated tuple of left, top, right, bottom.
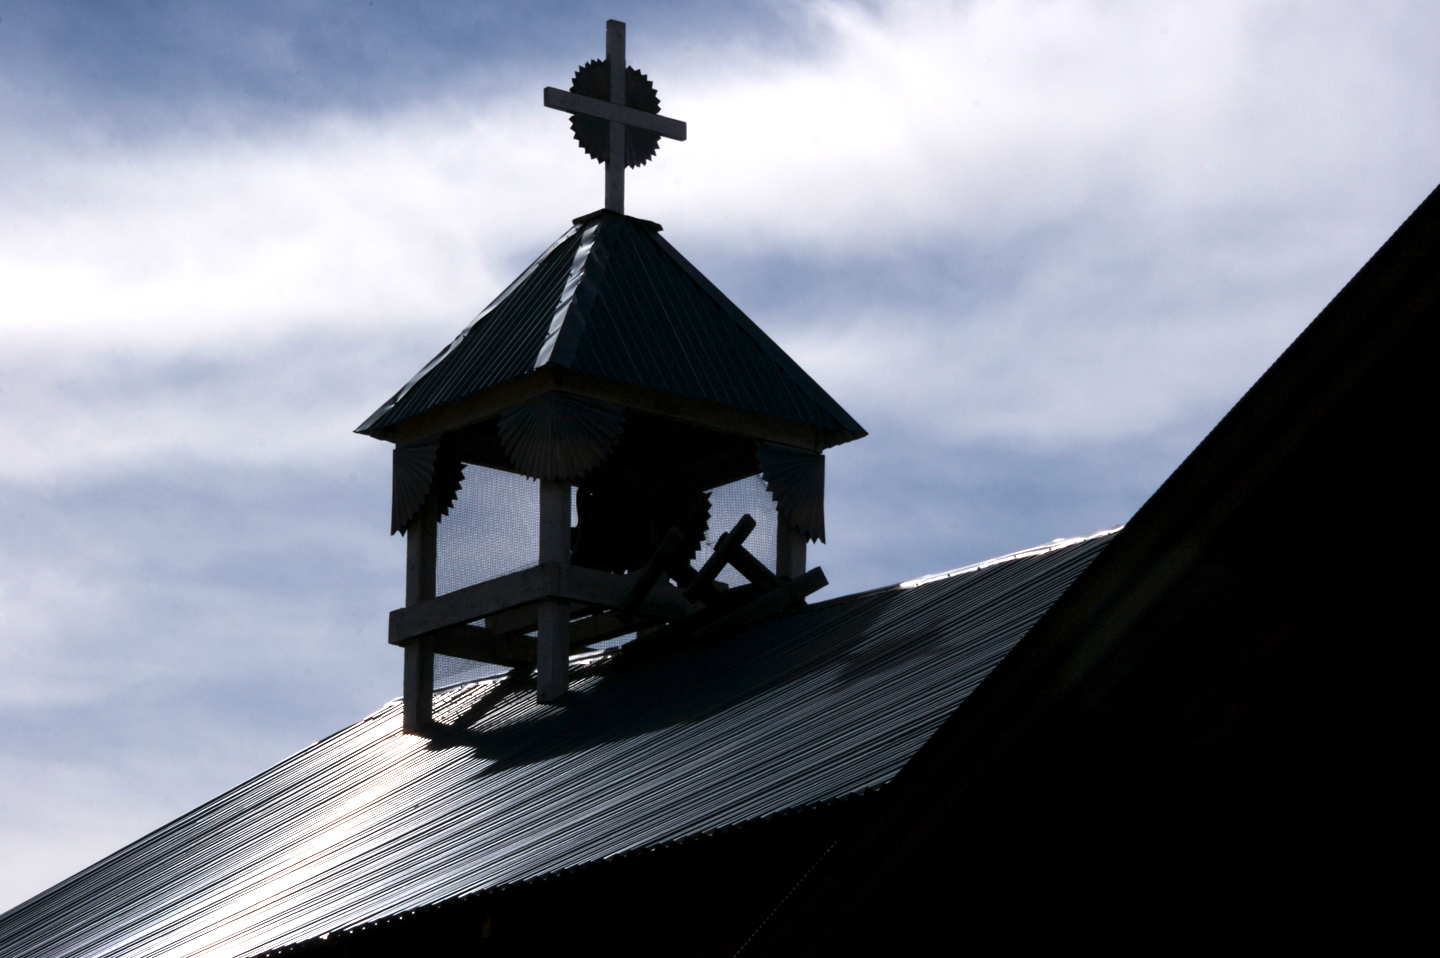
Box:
(0, 20, 1429, 956)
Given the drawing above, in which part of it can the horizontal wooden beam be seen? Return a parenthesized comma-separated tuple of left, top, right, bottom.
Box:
(413, 612, 656, 670)
(391, 564, 551, 643)
(485, 600, 594, 638)
(570, 609, 657, 647)
(487, 602, 651, 643)
(376, 367, 830, 454)
(389, 563, 694, 645)
(543, 87, 687, 140)
(427, 623, 533, 669)
(570, 564, 693, 619)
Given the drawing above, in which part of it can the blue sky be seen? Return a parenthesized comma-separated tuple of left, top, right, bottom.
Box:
(1, 0, 1436, 911)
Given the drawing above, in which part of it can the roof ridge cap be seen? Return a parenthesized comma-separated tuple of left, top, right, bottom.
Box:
(571, 208, 664, 232)
(534, 217, 618, 368)
(898, 527, 1123, 590)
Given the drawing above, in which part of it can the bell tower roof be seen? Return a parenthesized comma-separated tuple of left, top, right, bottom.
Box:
(357, 209, 866, 450)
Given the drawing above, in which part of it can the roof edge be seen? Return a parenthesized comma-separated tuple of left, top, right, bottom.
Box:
(255, 786, 888, 957)
(356, 224, 582, 437)
(735, 181, 1440, 955)
(644, 229, 868, 443)
(366, 365, 840, 452)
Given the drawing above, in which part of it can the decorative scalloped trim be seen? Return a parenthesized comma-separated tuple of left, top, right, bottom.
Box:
(756, 443, 825, 543)
(392, 439, 464, 535)
(391, 439, 438, 535)
(498, 393, 625, 482)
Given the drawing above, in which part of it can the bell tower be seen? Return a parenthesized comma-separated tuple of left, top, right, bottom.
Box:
(359, 21, 865, 730)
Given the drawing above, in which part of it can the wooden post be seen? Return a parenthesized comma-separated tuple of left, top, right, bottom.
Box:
(775, 521, 807, 581)
(536, 480, 572, 702)
(405, 498, 438, 607)
(403, 640, 434, 732)
(605, 20, 626, 214)
(403, 498, 438, 732)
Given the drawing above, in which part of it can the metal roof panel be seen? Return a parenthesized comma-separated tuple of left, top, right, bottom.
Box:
(0, 532, 1113, 958)
(358, 215, 864, 443)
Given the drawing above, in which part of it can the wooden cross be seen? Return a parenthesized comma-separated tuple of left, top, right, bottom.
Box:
(544, 20, 687, 214)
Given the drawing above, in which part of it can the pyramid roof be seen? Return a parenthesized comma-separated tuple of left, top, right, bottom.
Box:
(358, 211, 865, 447)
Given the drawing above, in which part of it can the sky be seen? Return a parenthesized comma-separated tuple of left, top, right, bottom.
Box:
(1, 0, 1436, 912)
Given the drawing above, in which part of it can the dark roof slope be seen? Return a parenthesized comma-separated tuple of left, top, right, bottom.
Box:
(739, 184, 1440, 953)
(0, 531, 1114, 958)
(358, 212, 865, 443)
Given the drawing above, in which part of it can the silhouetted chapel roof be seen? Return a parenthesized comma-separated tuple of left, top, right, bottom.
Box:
(0, 533, 1113, 958)
(357, 210, 865, 446)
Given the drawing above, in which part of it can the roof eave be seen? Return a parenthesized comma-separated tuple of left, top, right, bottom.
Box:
(364, 365, 853, 453)
(644, 228, 868, 441)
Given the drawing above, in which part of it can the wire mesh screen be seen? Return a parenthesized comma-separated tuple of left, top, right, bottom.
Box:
(433, 465, 539, 687)
(436, 465, 541, 596)
(696, 474, 778, 587)
(434, 654, 509, 690)
(429, 470, 776, 690)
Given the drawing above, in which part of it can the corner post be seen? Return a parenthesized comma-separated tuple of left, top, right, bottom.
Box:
(775, 521, 807, 581)
(537, 480, 572, 702)
(403, 639, 434, 732)
(604, 19, 626, 214)
(403, 497, 438, 732)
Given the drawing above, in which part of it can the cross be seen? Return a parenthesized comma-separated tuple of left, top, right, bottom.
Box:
(543, 20, 687, 215)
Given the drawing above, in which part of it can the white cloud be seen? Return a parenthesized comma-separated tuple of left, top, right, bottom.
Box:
(0, 105, 577, 346)
(2, 0, 1431, 483)
(649, 0, 1436, 246)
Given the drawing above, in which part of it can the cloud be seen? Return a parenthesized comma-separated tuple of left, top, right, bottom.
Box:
(651, 1, 1438, 243)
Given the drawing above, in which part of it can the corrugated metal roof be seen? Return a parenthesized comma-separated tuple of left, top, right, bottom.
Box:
(357, 213, 865, 443)
(0, 531, 1114, 958)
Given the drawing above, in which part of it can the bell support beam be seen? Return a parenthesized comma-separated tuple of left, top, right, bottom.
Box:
(691, 567, 827, 644)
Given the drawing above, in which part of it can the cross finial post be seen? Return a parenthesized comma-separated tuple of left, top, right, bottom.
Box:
(605, 20, 626, 213)
(544, 19, 687, 216)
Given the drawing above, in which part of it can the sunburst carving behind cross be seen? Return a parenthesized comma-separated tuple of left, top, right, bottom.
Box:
(543, 20, 688, 215)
